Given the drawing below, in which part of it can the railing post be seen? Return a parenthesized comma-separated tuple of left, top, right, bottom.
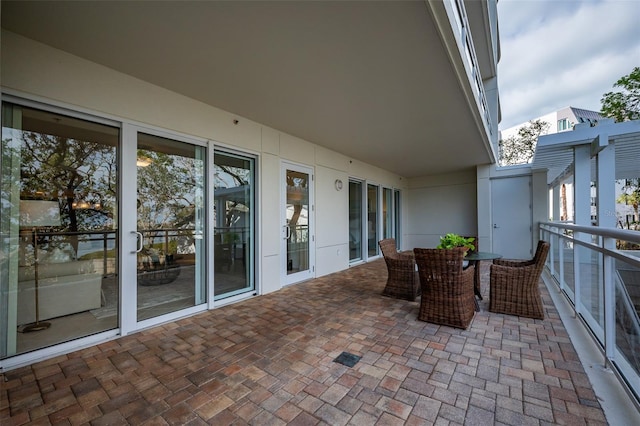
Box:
(558, 229, 565, 293)
(574, 231, 582, 316)
(603, 236, 615, 367)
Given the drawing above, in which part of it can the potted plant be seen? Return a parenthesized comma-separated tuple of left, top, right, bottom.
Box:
(437, 233, 475, 255)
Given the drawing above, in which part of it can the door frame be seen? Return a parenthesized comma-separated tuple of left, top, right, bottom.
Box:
(281, 161, 315, 285)
(120, 123, 209, 335)
(490, 174, 533, 259)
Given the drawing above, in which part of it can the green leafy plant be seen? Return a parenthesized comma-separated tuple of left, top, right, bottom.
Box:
(437, 233, 475, 253)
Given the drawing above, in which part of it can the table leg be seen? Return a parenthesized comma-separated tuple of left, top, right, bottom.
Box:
(474, 260, 483, 300)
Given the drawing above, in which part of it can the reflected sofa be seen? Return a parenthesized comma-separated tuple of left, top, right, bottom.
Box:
(17, 247, 103, 325)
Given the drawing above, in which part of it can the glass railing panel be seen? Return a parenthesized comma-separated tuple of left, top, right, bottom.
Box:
(552, 232, 561, 280)
(541, 222, 640, 402)
(614, 264, 640, 379)
(562, 238, 576, 299)
(578, 245, 605, 344)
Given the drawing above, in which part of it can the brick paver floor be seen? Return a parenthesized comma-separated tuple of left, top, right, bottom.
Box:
(1, 259, 608, 425)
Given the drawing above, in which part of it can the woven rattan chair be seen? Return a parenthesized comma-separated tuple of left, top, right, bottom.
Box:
(378, 239, 420, 301)
(489, 240, 550, 320)
(413, 247, 476, 329)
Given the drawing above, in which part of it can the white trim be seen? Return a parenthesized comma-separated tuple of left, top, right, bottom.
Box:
(0, 330, 119, 372)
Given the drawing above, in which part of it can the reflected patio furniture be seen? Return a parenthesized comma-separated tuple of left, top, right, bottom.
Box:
(138, 251, 181, 286)
(489, 240, 550, 320)
(378, 238, 419, 301)
(413, 247, 475, 329)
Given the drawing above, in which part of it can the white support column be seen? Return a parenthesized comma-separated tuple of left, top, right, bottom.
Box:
(574, 145, 592, 226)
(552, 184, 561, 221)
(596, 140, 616, 228)
(573, 144, 591, 316)
(476, 165, 493, 252)
(532, 170, 549, 246)
(595, 133, 616, 365)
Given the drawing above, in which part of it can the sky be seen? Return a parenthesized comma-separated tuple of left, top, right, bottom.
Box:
(497, 0, 640, 131)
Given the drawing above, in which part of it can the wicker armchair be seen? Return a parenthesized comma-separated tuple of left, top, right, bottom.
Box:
(489, 240, 550, 320)
(378, 239, 420, 301)
(413, 247, 476, 329)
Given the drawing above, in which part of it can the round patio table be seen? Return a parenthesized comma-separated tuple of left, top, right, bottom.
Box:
(464, 251, 502, 304)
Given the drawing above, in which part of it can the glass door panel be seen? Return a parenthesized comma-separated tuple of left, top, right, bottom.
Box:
(349, 180, 363, 262)
(1, 102, 119, 358)
(394, 189, 401, 248)
(367, 184, 379, 257)
(136, 133, 205, 321)
(214, 152, 255, 300)
(383, 188, 393, 239)
(283, 164, 313, 284)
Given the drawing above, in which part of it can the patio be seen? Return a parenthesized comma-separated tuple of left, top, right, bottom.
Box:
(1, 260, 611, 425)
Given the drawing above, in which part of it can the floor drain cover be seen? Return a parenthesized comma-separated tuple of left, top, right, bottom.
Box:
(333, 352, 361, 367)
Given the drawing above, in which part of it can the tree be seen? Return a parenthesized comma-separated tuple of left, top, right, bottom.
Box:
(600, 66, 640, 122)
(498, 119, 550, 166)
(617, 179, 640, 227)
(19, 132, 116, 254)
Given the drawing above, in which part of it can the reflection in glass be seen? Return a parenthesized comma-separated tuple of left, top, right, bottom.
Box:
(1, 102, 119, 358)
(394, 189, 401, 248)
(286, 170, 309, 275)
(136, 133, 206, 320)
(383, 188, 393, 239)
(368, 184, 379, 257)
(349, 181, 363, 262)
(214, 152, 255, 299)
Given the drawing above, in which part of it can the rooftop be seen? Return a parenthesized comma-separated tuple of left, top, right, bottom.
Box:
(2, 260, 634, 424)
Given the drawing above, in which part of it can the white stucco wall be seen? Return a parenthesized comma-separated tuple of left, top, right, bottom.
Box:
(1, 30, 408, 294)
(405, 169, 478, 250)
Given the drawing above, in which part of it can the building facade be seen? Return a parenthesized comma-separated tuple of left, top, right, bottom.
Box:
(1, 1, 501, 369)
(501, 106, 604, 140)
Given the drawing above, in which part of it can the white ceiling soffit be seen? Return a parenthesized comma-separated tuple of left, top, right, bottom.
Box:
(532, 120, 640, 185)
(1, 0, 495, 178)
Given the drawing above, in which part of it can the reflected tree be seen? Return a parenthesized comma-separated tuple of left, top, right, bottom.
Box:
(19, 131, 116, 254)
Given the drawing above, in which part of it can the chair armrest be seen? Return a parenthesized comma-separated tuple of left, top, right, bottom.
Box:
(493, 258, 535, 268)
(489, 263, 539, 285)
(398, 251, 414, 261)
(386, 256, 415, 270)
(461, 264, 475, 280)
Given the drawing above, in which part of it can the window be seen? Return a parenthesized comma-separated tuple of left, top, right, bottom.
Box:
(557, 118, 571, 132)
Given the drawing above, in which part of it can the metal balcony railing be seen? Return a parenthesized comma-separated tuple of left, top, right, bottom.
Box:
(539, 222, 640, 404)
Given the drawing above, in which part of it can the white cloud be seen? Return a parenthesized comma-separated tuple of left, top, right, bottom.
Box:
(497, 0, 640, 130)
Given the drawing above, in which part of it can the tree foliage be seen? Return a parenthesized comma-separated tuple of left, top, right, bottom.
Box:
(617, 179, 640, 225)
(600, 66, 640, 122)
(19, 132, 116, 232)
(498, 119, 550, 166)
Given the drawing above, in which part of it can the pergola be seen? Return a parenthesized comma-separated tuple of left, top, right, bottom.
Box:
(532, 119, 640, 227)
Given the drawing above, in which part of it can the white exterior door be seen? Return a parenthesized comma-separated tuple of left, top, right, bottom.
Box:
(281, 162, 315, 285)
(491, 175, 533, 259)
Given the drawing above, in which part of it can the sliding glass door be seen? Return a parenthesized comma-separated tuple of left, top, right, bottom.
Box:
(1, 102, 119, 358)
(214, 151, 255, 300)
(367, 184, 379, 257)
(134, 132, 206, 321)
(349, 180, 363, 262)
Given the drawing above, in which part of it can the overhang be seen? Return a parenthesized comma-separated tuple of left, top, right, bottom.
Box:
(1, 0, 497, 178)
